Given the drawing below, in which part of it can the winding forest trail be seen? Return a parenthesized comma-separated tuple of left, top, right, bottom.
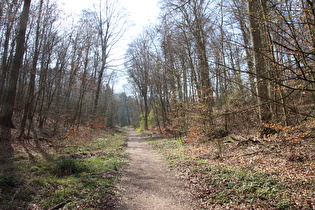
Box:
(117, 129, 196, 210)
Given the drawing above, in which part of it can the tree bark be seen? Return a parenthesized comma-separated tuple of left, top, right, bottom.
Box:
(0, 1, 19, 110)
(20, 0, 44, 139)
(0, 0, 31, 159)
(247, 0, 271, 123)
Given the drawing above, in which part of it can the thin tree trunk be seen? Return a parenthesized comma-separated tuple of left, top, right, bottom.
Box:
(74, 44, 91, 124)
(143, 93, 149, 130)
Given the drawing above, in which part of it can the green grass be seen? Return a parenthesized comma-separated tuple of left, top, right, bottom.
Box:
(148, 138, 189, 164)
(0, 131, 128, 209)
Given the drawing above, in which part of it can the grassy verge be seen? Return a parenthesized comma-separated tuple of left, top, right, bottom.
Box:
(148, 138, 308, 209)
(0, 130, 128, 209)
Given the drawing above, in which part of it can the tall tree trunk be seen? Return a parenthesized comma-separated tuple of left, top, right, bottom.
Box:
(232, 0, 256, 98)
(0, 1, 19, 108)
(0, 0, 31, 160)
(20, 0, 44, 139)
(247, 0, 271, 123)
(260, 0, 289, 125)
(193, 2, 214, 137)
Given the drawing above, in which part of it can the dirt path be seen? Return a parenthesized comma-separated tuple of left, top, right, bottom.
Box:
(117, 129, 196, 210)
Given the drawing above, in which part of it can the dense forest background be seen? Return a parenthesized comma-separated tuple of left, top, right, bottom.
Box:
(0, 0, 140, 159)
(127, 0, 315, 138)
(1, 0, 315, 159)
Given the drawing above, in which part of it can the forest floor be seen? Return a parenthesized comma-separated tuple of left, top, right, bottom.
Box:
(0, 128, 128, 209)
(115, 127, 315, 209)
(146, 128, 315, 209)
(1, 125, 314, 209)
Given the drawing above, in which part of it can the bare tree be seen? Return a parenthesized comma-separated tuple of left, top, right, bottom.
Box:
(91, 0, 126, 115)
(161, 0, 215, 137)
(126, 34, 153, 130)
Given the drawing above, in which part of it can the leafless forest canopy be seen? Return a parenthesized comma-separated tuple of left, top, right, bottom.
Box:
(1, 0, 315, 151)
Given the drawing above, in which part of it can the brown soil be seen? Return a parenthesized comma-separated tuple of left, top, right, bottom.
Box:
(116, 129, 197, 210)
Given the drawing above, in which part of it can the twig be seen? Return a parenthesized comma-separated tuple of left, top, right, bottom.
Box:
(10, 188, 21, 204)
(48, 200, 71, 210)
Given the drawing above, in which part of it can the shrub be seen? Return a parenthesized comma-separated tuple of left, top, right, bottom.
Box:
(0, 174, 17, 189)
(50, 157, 89, 177)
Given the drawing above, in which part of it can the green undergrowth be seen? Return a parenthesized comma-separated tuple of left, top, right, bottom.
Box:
(0, 130, 128, 209)
(202, 166, 293, 209)
(148, 138, 295, 209)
